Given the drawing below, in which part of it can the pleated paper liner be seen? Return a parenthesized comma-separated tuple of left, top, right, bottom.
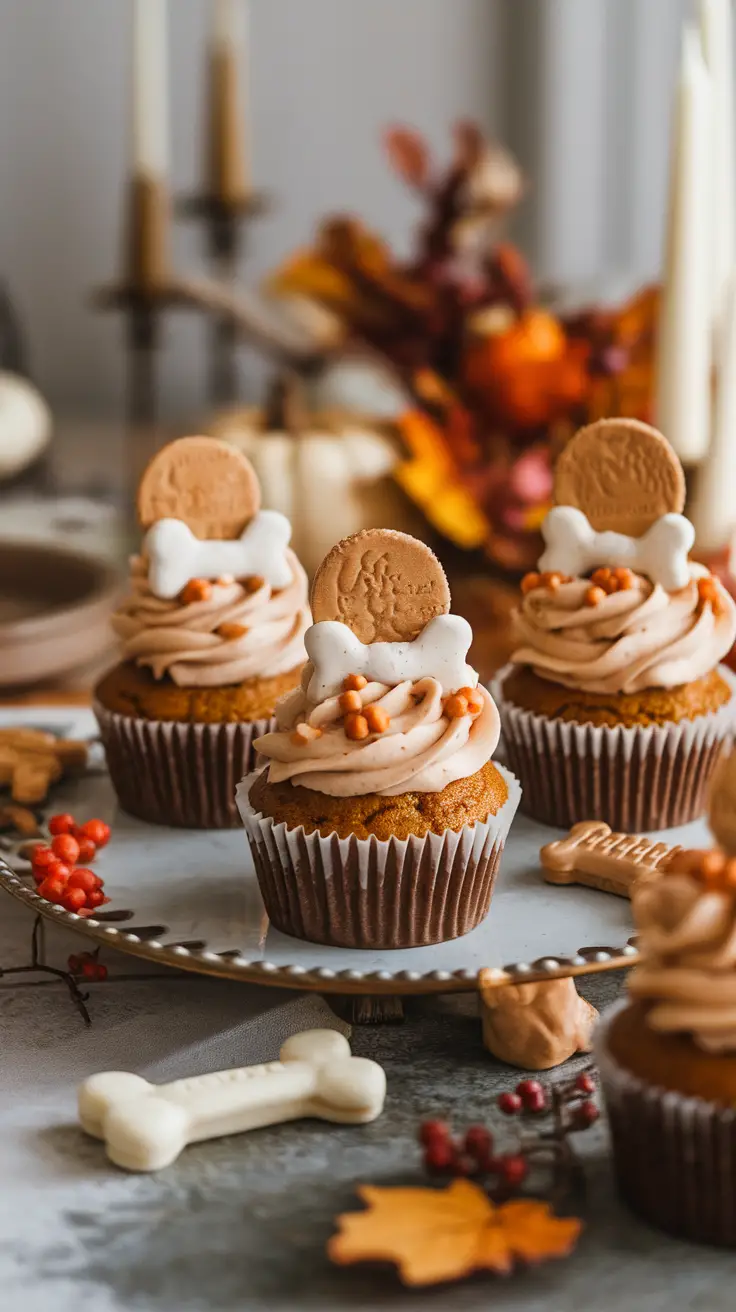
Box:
(596, 1003, 736, 1247)
(236, 764, 521, 949)
(94, 702, 275, 829)
(491, 664, 736, 831)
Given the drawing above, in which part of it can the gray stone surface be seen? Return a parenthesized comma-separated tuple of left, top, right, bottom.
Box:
(4, 946, 736, 1312)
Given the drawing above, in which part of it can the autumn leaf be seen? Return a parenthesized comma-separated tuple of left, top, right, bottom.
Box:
(328, 1180, 582, 1287)
(384, 126, 431, 190)
(395, 409, 489, 550)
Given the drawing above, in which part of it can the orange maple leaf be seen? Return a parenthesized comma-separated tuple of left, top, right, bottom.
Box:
(328, 1180, 582, 1287)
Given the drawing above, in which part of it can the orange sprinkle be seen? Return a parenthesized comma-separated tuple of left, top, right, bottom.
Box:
(244, 576, 265, 594)
(585, 585, 606, 607)
(591, 568, 612, 586)
(339, 690, 363, 714)
(698, 575, 724, 615)
(364, 704, 390, 734)
(216, 622, 248, 640)
(344, 712, 370, 741)
(725, 859, 736, 888)
(543, 571, 563, 592)
(444, 693, 469, 719)
(701, 850, 728, 880)
(180, 578, 212, 604)
(344, 673, 368, 691)
(521, 572, 541, 595)
(614, 567, 635, 589)
(216, 574, 235, 587)
(290, 723, 322, 747)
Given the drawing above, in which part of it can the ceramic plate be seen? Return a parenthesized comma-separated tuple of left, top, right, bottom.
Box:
(0, 707, 711, 995)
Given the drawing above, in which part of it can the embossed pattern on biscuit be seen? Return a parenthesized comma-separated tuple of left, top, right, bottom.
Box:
(310, 529, 451, 644)
(137, 436, 261, 541)
(554, 418, 686, 538)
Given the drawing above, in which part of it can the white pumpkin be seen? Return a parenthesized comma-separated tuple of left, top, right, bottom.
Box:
(0, 372, 51, 481)
(208, 388, 420, 577)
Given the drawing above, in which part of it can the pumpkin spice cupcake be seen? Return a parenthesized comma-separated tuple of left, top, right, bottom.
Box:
(237, 528, 521, 948)
(597, 751, 736, 1245)
(95, 436, 310, 827)
(493, 418, 736, 830)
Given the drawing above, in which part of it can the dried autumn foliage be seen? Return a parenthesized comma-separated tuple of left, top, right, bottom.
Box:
(329, 1180, 582, 1287)
(266, 122, 658, 573)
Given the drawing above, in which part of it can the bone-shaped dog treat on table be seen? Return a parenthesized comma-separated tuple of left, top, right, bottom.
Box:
(540, 821, 681, 898)
(143, 509, 293, 600)
(78, 1029, 386, 1172)
(539, 506, 695, 593)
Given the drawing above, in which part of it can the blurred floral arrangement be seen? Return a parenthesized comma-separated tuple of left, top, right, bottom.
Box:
(267, 123, 658, 573)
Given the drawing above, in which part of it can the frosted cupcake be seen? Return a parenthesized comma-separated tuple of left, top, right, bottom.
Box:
(597, 758, 736, 1244)
(493, 419, 736, 830)
(237, 528, 520, 948)
(95, 436, 310, 828)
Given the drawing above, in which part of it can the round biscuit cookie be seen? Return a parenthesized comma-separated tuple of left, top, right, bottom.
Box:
(311, 529, 451, 643)
(137, 436, 261, 540)
(554, 418, 685, 537)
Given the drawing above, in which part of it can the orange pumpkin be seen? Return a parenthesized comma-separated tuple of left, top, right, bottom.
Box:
(463, 309, 587, 429)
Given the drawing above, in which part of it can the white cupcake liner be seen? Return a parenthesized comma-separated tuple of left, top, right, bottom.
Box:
(95, 701, 275, 829)
(596, 1002, 736, 1246)
(236, 764, 521, 948)
(490, 664, 736, 831)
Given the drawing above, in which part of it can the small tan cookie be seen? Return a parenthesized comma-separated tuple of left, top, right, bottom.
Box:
(137, 436, 261, 540)
(310, 529, 451, 643)
(708, 749, 736, 856)
(554, 418, 686, 537)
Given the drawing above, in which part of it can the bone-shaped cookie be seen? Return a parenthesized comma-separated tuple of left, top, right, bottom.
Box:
(539, 505, 694, 592)
(143, 509, 293, 599)
(78, 1029, 386, 1172)
(306, 614, 476, 701)
(540, 821, 681, 898)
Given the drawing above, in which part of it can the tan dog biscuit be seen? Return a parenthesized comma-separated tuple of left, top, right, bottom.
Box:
(554, 418, 685, 537)
(310, 529, 451, 643)
(540, 820, 680, 898)
(137, 436, 261, 540)
(0, 733, 88, 806)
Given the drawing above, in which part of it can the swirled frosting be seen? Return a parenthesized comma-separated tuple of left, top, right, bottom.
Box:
(255, 673, 501, 797)
(628, 872, 736, 1053)
(112, 548, 310, 687)
(511, 566, 736, 695)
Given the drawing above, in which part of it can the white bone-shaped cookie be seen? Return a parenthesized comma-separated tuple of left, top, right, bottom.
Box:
(539, 505, 694, 592)
(306, 614, 476, 701)
(78, 1029, 386, 1172)
(143, 509, 293, 599)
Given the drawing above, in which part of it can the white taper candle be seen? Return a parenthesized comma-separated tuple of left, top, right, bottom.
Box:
(655, 26, 713, 464)
(131, 0, 169, 178)
(699, 0, 736, 335)
(693, 270, 736, 551)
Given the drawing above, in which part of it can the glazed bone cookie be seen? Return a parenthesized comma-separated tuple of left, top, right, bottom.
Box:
(310, 528, 451, 644)
(137, 436, 261, 540)
(553, 418, 686, 538)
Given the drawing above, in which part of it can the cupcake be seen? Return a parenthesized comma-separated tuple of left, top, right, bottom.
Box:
(597, 765, 736, 1244)
(95, 436, 310, 828)
(493, 418, 736, 830)
(237, 528, 521, 948)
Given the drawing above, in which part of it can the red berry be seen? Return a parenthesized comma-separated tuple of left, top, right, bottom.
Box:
(522, 1088, 547, 1114)
(51, 834, 80, 866)
(38, 877, 67, 904)
(67, 868, 101, 894)
(81, 819, 110, 849)
(49, 813, 75, 836)
(81, 960, 98, 978)
(575, 1072, 596, 1095)
(85, 889, 106, 909)
(497, 1154, 528, 1188)
(454, 1153, 479, 1177)
(423, 1140, 455, 1172)
(497, 1092, 523, 1115)
(463, 1125, 493, 1160)
(45, 859, 71, 883)
(94, 963, 108, 981)
(75, 836, 97, 863)
(515, 1079, 543, 1099)
(418, 1119, 450, 1147)
(61, 887, 87, 913)
(574, 1100, 600, 1129)
(31, 845, 56, 869)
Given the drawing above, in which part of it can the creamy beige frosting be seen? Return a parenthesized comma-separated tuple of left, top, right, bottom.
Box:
(113, 548, 310, 687)
(255, 672, 501, 797)
(511, 565, 736, 695)
(629, 873, 736, 1053)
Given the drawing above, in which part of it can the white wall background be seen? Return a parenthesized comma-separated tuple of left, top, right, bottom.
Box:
(0, 0, 699, 419)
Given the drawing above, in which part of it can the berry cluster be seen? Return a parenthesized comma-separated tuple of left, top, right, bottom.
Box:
(67, 950, 108, 982)
(497, 1073, 598, 1130)
(30, 814, 111, 914)
(419, 1121, 528, 1190)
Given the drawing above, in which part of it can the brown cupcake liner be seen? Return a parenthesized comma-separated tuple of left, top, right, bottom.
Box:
(236, 765, 521, 948)
(491, 664, 736, 831)
(596, 1003, 736, 1247)
(94, 701, 275, 828)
